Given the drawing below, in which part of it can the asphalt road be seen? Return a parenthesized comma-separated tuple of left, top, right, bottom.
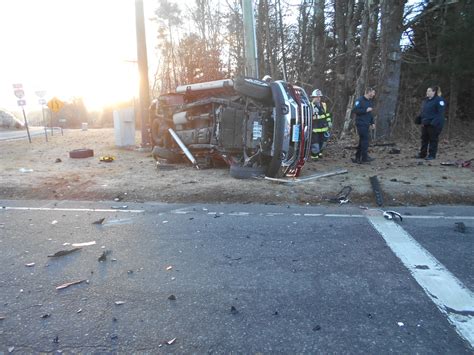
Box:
(0, 200, 473, 353)
(0, 127, 62, 141)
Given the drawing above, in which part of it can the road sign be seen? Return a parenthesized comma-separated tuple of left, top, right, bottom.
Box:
(17, 99, 26, 106)
(47, 97, 65, 113)
(14, 89, 25, 99)
(35, 90, 46, 98)
(12, 83, 23, 89)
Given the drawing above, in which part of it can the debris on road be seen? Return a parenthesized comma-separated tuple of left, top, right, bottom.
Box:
(168, 295, 176, 300)
(167, 337, 177, 345)
(98, 250, 111, 262)
(312, 325, 322, 331)
(230, 306, 239, 315)
(71, 241, 96, 247)
(397, 322, 405, 327)
(8, 346, 15, 353)
(51, 220, 58, 225)
(166, 265, 173, 271)
(114, 301, 126, 305)
(383, 210, 403, 222)
(41, 313, 51, 319)
(388, 148, 401, 154)
(19, 168, 34, 173)
(454, 222, 466, 233)
(0, 316, 5, 320)
(25, 262, 35, 267)
(92, 218, 105, 225)
(55, 158, 62, 163)
(56, 279, 87, 290)
(111, 205, 128, 210)
(53, 335, 59, 343)
(77, 309, 82, 313)
(48, 248, 81, 258)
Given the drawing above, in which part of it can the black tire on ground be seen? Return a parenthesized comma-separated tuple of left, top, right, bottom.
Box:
(151, 146, 182, 163)
(229, 164, 266, 179)
(233, 77, 273, 104)
(69, 149, 94, 159)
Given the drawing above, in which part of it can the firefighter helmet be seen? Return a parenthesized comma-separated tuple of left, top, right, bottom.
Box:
(311, 89, 323, 97)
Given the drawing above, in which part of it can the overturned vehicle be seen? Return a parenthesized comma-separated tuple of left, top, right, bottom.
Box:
(149, 77, 313, 179)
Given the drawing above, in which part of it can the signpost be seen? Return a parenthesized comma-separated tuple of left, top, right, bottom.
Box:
(47, 97, 64, 135)
(35, 90, 48, 142)
(12, 83, 32, 143)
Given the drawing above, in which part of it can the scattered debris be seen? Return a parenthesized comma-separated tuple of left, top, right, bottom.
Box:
(98, 250, 112, 262)
(261, 169, 348, 184)
(71, 241, 96, 247)
(19, 168, 34, 173)
(415, 265, 430, 270)
(167, 337, 177, 345)
(114, 301, 126, 305)
(383, 211, 403, 222)
(273, 311, 279, 316)
(92, 218, 105, 225)
(53, 335, 59, 343)
(8, 346, 15, 353)
(41, 313, 51, 319)
(328, 186, 352, 204)
(99, 156, 115, 163)
(230, 306, 239, 315)
(367, 313, 373, 319)
(77, 309, 82, 313)
(69, 148, 94, 159)
(48, 248, 81, 258)
(111, 334, 119, 340)
(312, 325, 322, 331)
(224, 255, 242, 261)
(168, 295, 176, 301)
(111, 205, 128, 210)
(25, 263, 35, 267)
(166, 265, 173, 271)
(56, 279, 87, 290)
(55, 158, 62, 163)
(397, 322, 405, 327)
(388, 148, 401, 154)
(51, 220, 58, 225)
(441, 159, 472, 168)
(0, 316, 5, 320)
(454, 222, 466, 234)
(369, 176, 384, 207)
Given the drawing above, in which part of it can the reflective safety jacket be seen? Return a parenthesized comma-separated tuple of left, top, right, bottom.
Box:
(312, 102, 332, 133)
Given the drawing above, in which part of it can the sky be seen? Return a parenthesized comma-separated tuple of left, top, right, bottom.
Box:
(0, 0, 159, 112)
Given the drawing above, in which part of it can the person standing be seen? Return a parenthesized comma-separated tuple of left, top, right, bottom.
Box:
(352, 87, 376, 164)
(310, 89, 332, 160)
(416, 86, 445, 160)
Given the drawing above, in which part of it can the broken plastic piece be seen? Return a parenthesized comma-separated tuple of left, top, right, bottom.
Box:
(167, 338, 176, 345)
(25, 262, 35, 267)
(48, 248, 81, 257)
(71, 241, 96, 247)
(56, 279, 87, 290)
(114, 301, 126, 305)
(92, 218, 105, 225)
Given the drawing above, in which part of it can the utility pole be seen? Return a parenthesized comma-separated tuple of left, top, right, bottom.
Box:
(135, 0, 151, 145)
(242, 0, 259, 78)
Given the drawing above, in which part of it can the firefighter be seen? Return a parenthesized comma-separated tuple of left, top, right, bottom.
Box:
(310, 89, 332, 160)
(352, 87, 376, 164)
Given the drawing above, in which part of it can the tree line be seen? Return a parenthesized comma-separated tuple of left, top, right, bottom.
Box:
(152, 0, 474, 140)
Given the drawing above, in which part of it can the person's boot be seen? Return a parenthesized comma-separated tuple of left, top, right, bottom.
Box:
(351, 157, 361, 164)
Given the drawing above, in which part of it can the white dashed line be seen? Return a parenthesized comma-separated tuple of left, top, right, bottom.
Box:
(367, 212, 474, 347)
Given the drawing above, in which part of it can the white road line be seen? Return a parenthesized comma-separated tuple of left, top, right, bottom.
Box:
(2, 207, 144, 213)
(403, 215, 474, 220)
(367, 212, 474, 347)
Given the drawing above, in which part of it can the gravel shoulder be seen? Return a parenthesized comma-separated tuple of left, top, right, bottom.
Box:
(1, 128, 473, 206)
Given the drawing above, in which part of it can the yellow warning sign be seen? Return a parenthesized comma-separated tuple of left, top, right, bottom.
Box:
(47, 97, 65, 113)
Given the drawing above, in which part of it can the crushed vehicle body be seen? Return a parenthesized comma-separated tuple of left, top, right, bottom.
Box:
(149, 77, 313, 178)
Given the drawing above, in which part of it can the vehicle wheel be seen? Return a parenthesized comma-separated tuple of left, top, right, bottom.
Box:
(233, 77, 273, 104)
(69, 148, 94, 159)
(229, 164, 266, 179)
(151, 146, 181, 163)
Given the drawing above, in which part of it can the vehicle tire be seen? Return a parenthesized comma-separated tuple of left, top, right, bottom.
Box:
(229, 164, 266, 179)
(233, 77, 273, 104)
(151, 146, 181, 163)
(69, 148, 94, 159)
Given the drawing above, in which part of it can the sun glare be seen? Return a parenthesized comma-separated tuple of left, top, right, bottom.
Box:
(0, 0, 157, 112)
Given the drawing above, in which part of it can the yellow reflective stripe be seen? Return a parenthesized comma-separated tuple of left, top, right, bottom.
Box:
(313, 127, 329, 133)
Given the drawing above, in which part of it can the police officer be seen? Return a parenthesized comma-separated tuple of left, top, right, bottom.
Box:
(310, 89, 332, 160)
(416, 86, 445, 160)
(352, 87, 376, 164)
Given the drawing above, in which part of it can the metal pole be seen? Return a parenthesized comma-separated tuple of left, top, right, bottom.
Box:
(242, 0, 259, 78)
(21, 107, 32, 143)
(50, 109, 54, 136)
(42, 105, 48, 142)
(135, 0, 151, 146)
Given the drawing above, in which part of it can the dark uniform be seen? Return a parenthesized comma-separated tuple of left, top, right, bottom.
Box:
(352, 96, 374, 163)
(311, 102, 332, 158)
(419, 95, 445, 159)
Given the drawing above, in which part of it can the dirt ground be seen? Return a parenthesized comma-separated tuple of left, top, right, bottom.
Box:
(1, 128, 473, 206)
